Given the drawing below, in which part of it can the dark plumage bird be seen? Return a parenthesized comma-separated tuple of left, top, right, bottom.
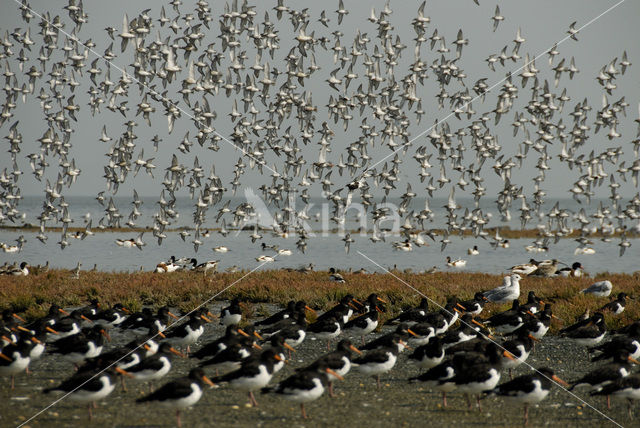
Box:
(459, 292, 489, 315)
(343, 304, 381, 345)
(441, 314, 488, 349)
(255, 300, 314, 326)
(560, 312, 607, 346)
(591, 374, 640, 419)
(483, 300, 530, 334)
(48, 325, 110, 365)
(308, 315, 342, 349)
(45, 367, 129, 419)
(302, 339, 361, 397)
(408, 336, 445, 369)
(501, 331, 537, 378)
(220, 298, 243, 326)
(262, 359, 342, 419)
(571, 350, 639, 409)
(127, 342, 184, 383)
(199, 336, 260, 373)
(0, 337, 38, 389)
(212, 349, 282, 407)
(91, 303, 130, 328)
(489, 367, 569, 425)
(136, 367, 214, 427)
(387, 297, 430, 325)
(316, 294, 359, 324)
(354, 335, 403, 389)
(191, 325, 250, 360)
(511, 304, 555, 340)
(599, 292, 630, 315)
(361, 324, 416, 352)
(520, 291, 545, 314)
(591, 323, 640, 361)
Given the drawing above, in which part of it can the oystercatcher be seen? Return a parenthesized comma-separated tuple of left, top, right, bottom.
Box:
(220, 298, 243, 326)
(354, 335, 402, 389)
(262, 359, 342, 419)
(591, 374, 640, 419)
(303, 339, 361, 397)
(599, 292, 630, 315)
(571, 350, 639, 408)
(212, 348, 281, 406)
(0, 337, 38, 389)
(308, 315, 342, 350)
(489, 367, 569, 425)
(136, 367, 214, 427)
(45, 367, 130, 419)
(48, 325, 110, 366)
(459, 292, 489, 315)
(408, 336, 445, 369)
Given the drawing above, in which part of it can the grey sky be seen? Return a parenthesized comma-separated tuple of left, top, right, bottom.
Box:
(1, 0, 639, 205)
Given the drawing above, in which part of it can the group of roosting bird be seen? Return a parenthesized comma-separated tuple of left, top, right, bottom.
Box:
(1, 273, 639, 426)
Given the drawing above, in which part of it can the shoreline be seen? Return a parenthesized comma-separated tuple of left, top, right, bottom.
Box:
(1, 223, 638, 240)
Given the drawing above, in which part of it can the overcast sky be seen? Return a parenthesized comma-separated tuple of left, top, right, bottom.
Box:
(1, 0, 639, 202)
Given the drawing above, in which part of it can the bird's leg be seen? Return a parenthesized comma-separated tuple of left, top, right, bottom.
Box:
(249, 391, 259, 407)
(327, 340, 331, 351)
(476, 395, 482, 411)
(301, 403, 307, 419)
(442, 391, 447, 408)
(628, 399, 633, 419)
(121, 376, 127, 392)
(465, 393, 472, 410)
(607, 395, 611, 409)
(524, 403, 529, 426)
(509, 368, 513, 380)
(88, 403, 93, 420)
(376, 374, 381, 389)
(328, 381, 335, 398)
(11, 375, 15, 390)
(361, 336, 365, 346)
(176, 409, 182, 428)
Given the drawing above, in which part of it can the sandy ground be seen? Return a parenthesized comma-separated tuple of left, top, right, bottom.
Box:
(0, 302, 635, 428)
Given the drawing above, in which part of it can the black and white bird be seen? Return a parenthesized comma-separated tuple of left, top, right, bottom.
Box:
(328, 267, 346, 283)
(353, 335, 403, 389)
(459, 292, 489, 316)
(211, 349, 282, 407)
(127, 342, 184, 383)
(0, 338, 37, 389)
(591, 374, 640, 419)
(489, 367, 569, 425)
(220, 298, 243, 326)
(308, 315, 342, 350)
(136, 368, 215, 428)
(48, 325, 110, 365)
(302, 339, 361, 397)
(571, 350, 639, 408)
(408, 336, 445, 369)
(599, 292, 630, 315)
(262, 360, 343, 419)
(560, 312, 607, 346)
(45, 367, 130, 420)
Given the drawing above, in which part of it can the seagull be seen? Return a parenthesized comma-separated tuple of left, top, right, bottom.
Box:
(483, 274, 522, 304)
(581, 280, 613, 297)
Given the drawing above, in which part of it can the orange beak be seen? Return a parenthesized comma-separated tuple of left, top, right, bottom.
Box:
(407, 329, 418, 337)
(274, 354, 284, 362)
(284, 343, 296, 353)
(31, 336, 42, 344)
(169, 347, 186, 358)
(157, 331, 166, 338)
(349, 344, 362, 355)
(0, 353, 12, 362)
(100, 329, 111, 342)
(377, 297, 387, 304)
(13, 313, 26, 323)
(471, 319, 485, 328)
(253, 331, 264, 341)
(252, 343, 263, 350)
(326, 368, 344, 381)
(237, 329, 250, 337)
(45, 326, 59, 335)
(2, 336, 16, 345)
(59, 308, 70, 316)
(168, 311, 179, 320)
(200, 315, 212, 323)
(17, 325, 31, 333)
(202, 375, 215, 388)
(503, 350, 515, 360)
(552, 374, 570, 387)
(80, 314, 93, 323)
(304, 305, 316, 314)
(115, 367, 134, 378)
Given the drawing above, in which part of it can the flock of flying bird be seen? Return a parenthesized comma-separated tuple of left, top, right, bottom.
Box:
(0, 0, 639, 260)
(1, 270, 640, 426)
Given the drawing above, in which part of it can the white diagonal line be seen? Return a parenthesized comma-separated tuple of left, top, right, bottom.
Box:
(357, 250, 624, 428)
(357, 0, 627, 180)
(17, 255, 279, 428)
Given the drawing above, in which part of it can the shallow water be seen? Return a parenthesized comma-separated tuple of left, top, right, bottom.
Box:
(1, 228, 637, 275)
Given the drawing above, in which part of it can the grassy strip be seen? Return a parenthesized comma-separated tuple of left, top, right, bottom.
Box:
(2, 224, 637, 239)
(0, 270, 638, 332)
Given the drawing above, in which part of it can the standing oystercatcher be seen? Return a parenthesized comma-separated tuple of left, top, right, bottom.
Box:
(262, 359, 342, 419)
(136, 367, 215, 427)
(490, 367, 569, 425)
